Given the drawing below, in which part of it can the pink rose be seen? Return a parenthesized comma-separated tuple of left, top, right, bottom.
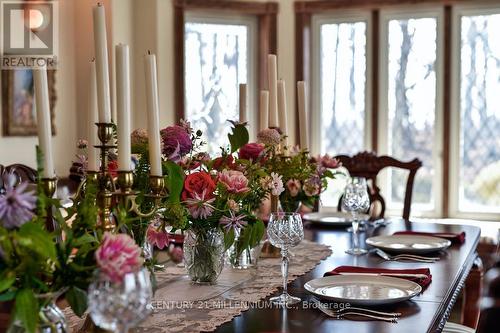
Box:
(95, 232, 143, 283)
(239, 143, 264, 161)
(286, 179, 301, 197)
(218, 170, 250, 194)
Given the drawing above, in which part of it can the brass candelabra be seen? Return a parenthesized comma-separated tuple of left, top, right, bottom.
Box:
(74, 123, 166, 231)
(41, 177, 57, 231)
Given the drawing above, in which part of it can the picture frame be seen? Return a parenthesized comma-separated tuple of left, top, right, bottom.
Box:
(1, 69, 56, 136)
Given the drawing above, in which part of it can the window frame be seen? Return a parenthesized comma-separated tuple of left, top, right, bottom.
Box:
(449, 3, 500, 220)
(378, 7, 445, 218)
(310, 11, 373, 156)
(183, 12, 259, 139)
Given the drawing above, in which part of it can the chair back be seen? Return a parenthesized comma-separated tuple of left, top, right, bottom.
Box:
(0, 164, 37, 193)
(334, 151, 422, 220)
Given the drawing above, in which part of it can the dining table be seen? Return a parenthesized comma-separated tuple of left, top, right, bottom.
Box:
(214, 219, 481, 333)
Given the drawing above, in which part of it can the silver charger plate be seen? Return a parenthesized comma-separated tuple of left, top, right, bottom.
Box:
(366, 235, 451, 254)
(303, 212, 370, 227)
(304, 275, 422, 306)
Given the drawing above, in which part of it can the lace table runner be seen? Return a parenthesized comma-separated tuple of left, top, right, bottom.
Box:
(65, 240, 332, 333)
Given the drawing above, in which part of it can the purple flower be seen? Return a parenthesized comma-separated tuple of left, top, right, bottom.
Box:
(0, 174, 36, 229)
(219, 211, 248, 231)
(160, 125, 193, 158)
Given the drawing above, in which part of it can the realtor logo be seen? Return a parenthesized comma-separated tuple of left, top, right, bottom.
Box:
(1, 0, 58, 69)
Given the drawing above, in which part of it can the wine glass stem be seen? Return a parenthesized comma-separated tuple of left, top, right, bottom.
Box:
(281, 248, 289, 296)
(351, 212, 359, 249)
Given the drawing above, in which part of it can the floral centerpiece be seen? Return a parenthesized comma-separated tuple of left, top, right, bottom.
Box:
(177, 122, 271, 282)
(245, 128, 341, 212)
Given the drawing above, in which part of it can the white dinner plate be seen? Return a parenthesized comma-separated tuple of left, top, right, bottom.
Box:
(366, 235, 451, 254)
(303, 212, 370, 227)
(304, 275, 422, 306)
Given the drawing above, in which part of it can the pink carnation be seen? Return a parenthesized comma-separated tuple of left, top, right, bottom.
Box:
(218, 170, 250, 194)
(160, 125, 193, 158)
(321, 155, 340, 169)
(95, 232, 143, 283)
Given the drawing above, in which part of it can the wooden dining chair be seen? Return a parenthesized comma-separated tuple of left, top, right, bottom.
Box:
(333, 151, 422, 220)
(0, 163, 37, 192)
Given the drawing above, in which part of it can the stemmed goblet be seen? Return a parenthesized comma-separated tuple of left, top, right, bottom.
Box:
(88, 268, 153, 333)
(267, 212, 304, 305)
(342, 177, 370, 255)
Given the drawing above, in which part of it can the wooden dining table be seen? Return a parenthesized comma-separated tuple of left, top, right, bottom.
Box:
(215, 219, 481, 333)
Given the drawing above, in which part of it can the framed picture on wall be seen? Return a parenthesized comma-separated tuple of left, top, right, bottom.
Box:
(1, 69, 56, 136)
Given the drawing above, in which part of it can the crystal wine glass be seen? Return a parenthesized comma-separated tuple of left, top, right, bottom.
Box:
(88, 268, 153, 333)
(267, 212, 304, 305)
(342, 177, 370, 255)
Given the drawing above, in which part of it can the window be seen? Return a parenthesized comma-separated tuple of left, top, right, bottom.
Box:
(299, 1, 500, 220)
(174, 1, 278, 155)
(379, 10, 443, 216)
(311, 14, 370, 156)
(184, 14, 256, 154)
(451, 5, 500, 217)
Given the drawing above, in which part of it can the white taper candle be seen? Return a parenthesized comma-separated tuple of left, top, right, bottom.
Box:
(277, 79, 288, 136)
(297, 81, 309, 150)
(116, 44, 131, 171)
(267, 54, 279, 128)
(92, 3, 111, 123)
(88, 60, 99, 172)
(144, 52, 162, 176)
(259, 90, 269, 131)
(33, 66, 55, 178)
(239, 83, 247, 123)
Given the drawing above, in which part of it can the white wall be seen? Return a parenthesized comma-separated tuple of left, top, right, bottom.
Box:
(0, 0, 78, 176)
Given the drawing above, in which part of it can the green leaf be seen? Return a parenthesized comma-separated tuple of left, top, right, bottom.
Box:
(72, 233, 97, 247)
(65, 286, 88, 317)
(14, 289, 38, 333)
(249, 220, 265, 248)
(0, 290, 16, 302)
(17, 222, 56, 260)
(0, 271, 15, 293)
(228, 124, 249, 153)
(165, 161, 185, 203)
(223, 228, 235, 250)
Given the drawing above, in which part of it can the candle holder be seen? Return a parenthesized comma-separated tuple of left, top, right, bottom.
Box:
(93, 122, 117, 231)
(41, 177, 57, 231)
(118, 174, 166, 218)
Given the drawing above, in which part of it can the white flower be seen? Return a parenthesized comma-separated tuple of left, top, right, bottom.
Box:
(271, 173, 285, 196)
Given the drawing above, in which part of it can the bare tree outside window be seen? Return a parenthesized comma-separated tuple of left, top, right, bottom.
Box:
(459, 14, 500, 212)
(387, 18, 437, 211)
(185, 22, 248, 154)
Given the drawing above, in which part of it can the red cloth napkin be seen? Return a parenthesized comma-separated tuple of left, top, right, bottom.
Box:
(324, 266, 432, 288)
(393, 231, 465, 244)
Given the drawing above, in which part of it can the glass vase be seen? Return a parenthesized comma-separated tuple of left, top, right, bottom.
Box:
(227, 228, 262, 269)
(183, 228, 225, 284)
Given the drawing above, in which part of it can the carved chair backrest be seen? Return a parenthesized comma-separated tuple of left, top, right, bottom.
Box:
(0, 164, 37, 194)
(334, 152, 422, 221)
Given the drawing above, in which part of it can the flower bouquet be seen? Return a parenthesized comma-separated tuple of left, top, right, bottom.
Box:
(179, 122, 270, 282)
